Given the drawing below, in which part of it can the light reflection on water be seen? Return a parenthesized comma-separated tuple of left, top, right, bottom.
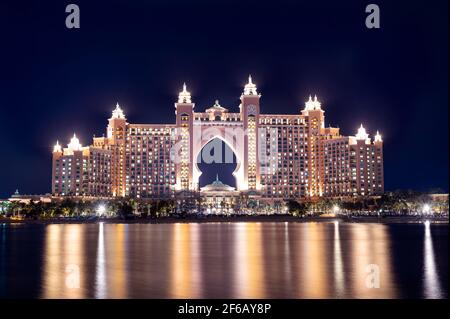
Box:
(95, 223, 106, 299)
(333, 221, 344, 297)
(423, 221, 443, 298)
(0, 222, 447, 299)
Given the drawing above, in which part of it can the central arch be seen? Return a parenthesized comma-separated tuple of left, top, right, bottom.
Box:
(192, 126, 245, 191)
(196, 138, 238, 188)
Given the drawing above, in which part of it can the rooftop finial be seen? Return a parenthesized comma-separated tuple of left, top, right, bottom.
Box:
(111, 102, 126, 119)
(68, 133, 82, 151)
(356, 124, 369, 141)
(53, 140, 62, 153)
(216, 173, 219, 181)
(243, 75, 258, 95)
(178, 83, 192, 103)
(374, 130, 383, 142)
(304, 94, 322, 111)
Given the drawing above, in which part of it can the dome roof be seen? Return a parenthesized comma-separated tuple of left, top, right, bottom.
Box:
(206, 100, 228, 112)
(200, 175, 236, 192)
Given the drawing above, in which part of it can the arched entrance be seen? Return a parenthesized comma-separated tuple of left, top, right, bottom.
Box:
(197, 138, 238, 188)
(192, 126, 245, 191)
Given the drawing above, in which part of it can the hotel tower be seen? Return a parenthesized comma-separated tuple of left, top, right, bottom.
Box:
(52, 77, 384, 199)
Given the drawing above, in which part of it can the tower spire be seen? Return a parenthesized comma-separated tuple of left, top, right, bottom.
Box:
(374, 130, 383, 142)
(356, 124, 369, 140)
(68, 133, 82, 151)
(178, 83, 192, 103)
(243, 75, 258, 95)
(53, 140, 62, 153)
(304, 94, 322, 111)
(111, 102, 126, 119)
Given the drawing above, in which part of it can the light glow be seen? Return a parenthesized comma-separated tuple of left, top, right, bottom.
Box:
(178, 83, 192, 103)
(68, 134, 83, 151)
(111, 103, 126, 119)
(97, 204, 106, 216)
(304, 95, 322, 111)
(243, 75, 258, 96)
(356, 124, 369, 141)
(53, 140, 62, 153)
(374, 130, 382, 142)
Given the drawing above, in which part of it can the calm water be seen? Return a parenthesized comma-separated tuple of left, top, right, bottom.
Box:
(0, 221, 447, 299)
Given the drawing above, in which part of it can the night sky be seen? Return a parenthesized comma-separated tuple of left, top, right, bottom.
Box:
(0, 0, 448, 198)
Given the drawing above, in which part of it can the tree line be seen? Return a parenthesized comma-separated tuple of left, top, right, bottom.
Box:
(0, 190, 448, 220)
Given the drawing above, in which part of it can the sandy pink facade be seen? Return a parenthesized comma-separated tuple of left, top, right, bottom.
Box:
(52, 77, 384, 199)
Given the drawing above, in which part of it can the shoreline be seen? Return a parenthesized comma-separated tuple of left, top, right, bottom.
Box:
(1, 215, 448, 225)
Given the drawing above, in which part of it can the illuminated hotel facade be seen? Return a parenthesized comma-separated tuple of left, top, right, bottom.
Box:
(52, 76, 384, 200)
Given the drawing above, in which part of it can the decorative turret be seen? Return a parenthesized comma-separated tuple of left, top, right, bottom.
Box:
(107, 102, 127, 139)
(304, 95, 322, 112)
(53, 140, 62, 153)
(240, 75, 261, 191)
(374, 130, 383, 143)
(68, 133, 82, 151)
(175, 83, 195, 191)
(356, 124, 369, 141)
(243, 75, 259, 96)
(111, 103, 126, 119)
(178, 83, 192, 104)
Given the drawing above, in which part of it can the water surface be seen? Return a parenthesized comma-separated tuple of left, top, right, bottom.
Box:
(0, 222, 447, 298)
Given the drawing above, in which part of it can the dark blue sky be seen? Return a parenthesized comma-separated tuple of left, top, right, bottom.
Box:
(0, 0, 448, 197)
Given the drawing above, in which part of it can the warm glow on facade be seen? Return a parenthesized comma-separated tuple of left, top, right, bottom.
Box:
(51, 76, 384, 199)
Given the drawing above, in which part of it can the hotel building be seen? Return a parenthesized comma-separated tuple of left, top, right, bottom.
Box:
(52, 76, 384, 200)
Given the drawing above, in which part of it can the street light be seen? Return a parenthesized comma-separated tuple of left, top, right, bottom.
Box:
(97, 204, 106, 217)
(423, 204, 431, 215)
(332, 205, 340, 214)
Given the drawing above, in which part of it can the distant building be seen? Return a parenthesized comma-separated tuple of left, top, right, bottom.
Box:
(52, 135, 112, 196)
(8, 189, 52, 204)
(52, 76, 384, 200)
(322, 125, 384, 197)
(429, 193, 449, 202)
